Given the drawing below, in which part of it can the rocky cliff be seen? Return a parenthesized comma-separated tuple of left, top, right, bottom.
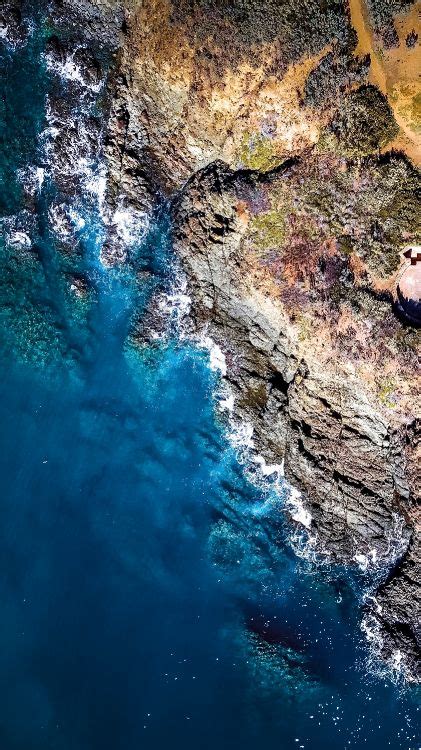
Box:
(170, 157, 420, 680)
(22, 0, 421, 680)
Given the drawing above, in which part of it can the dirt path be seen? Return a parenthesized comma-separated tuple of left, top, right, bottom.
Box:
(348, 0, 420, 163)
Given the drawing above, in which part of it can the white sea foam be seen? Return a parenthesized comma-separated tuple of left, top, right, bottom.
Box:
(48, 204, 72, 239)
(39, 124, 60, 164)
(360, 611, 416, 685)
(365, 595, 382, 614)
(46, 54, 84, 85)
(253, 454, 283, 478)
(26, 19, 35, 38)
(8, 231, 31, 248)
(44, 50, 102, 93)
(0, 24, 22, 50)
(203, 336, 227, 376)
(42, 92, 106, 206)
(290, 530, 320, 563)
(218, 393, 235, 413)
(286, 486, 312, 529)
(68, 208, 86, 232)
(85, 171, 107, 215)
(361, 613, 384, 653)
(41, 124, 60, 141)
(48, 204, 87, 240)
(19, 165, 45, 195)
(354, 548, 378, 572)
(109, 205, 149, 247)
(97, 202, 150, 266)
(164, 290, 192, 318)
(154, 273, 193, 336)
(391, 649, 403, 671)
(385, 512, 409, 565)
(36, 168, 45, 190)
(229, 421, 254, 452)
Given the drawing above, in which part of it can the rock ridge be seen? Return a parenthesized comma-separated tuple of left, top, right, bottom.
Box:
(170, 157, 420, 680)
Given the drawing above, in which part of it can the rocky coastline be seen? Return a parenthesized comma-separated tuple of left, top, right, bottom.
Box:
(4, 0, 420, 681)
(170, 158, 420, 681)
(106, 0, 420, 680)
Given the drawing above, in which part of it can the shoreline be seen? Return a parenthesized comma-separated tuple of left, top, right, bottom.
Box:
(168, 159, 420, 682)
(8, 0, 418, 684)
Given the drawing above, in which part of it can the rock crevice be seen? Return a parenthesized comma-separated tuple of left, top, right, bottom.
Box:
(170, 158, 420, 680)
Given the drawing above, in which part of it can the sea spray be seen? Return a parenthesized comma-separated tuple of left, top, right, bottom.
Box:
(154, 265, 417, 690)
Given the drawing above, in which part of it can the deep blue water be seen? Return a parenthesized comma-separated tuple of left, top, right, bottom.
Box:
(0, 8, 419, 750)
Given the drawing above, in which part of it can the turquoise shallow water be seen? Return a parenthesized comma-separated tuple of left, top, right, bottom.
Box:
(0, 7, 419, 750)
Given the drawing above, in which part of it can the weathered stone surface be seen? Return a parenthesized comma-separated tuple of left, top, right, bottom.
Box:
(171, 159, 420, 678)
(51, 0, 126, 49)
(372, 528, 421, 682)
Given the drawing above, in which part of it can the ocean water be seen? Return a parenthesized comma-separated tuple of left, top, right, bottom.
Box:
(0, 8, 419, 750)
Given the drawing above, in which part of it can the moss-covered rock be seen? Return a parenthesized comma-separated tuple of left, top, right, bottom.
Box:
(249, 208, 287, 250)
(238, 133, 283, 172)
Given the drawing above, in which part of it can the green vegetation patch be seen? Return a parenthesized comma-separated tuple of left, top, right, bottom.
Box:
(377, 376, 397, 408)
(329, 85, 399, 156)
(249, 208, 287, 250)
(238, 132, 283, 172)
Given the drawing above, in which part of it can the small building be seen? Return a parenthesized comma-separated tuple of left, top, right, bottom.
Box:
(402, 246, 421, 265)
(396, 247, 421, 325)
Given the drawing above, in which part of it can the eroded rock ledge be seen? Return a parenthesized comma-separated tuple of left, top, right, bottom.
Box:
(170, 158, 420, 680)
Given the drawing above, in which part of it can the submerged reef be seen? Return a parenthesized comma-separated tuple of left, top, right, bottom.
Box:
(3, 0, 421, 682)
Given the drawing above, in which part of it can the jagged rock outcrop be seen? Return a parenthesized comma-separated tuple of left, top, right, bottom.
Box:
(51, 0, 126, 48)
(373, 530, 421, 682)
(171, 159, 420, 679)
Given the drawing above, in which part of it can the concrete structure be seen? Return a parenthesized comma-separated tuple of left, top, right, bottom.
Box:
(396, 247, 421, 325)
